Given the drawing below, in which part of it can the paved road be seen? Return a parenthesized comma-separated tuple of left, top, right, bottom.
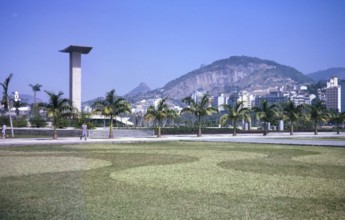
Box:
(0, 132, 344, 147)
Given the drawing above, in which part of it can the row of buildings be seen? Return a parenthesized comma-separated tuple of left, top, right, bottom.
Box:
(214, 76, 344, 112)
(132, 77, 345, 114)
(3, 77, 344, 118)
(217, 77, 344, 112)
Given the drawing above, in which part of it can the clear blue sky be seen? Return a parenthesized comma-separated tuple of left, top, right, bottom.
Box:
(1, 0, 345, 101)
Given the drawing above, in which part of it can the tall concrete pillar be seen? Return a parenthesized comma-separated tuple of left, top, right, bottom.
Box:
(60, 45, 92, 111)
(278, 120, 284, 131)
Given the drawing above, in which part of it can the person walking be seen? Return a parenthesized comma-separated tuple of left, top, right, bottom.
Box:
(2, 124, 6, 138)
(80, 123, 87, 140)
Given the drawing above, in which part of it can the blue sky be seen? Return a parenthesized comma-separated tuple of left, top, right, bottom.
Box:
(1, 0, 345, 101)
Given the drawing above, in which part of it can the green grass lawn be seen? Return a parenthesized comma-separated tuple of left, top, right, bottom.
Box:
(0, 142, 345, 219)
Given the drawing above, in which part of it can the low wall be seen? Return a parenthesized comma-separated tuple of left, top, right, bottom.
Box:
(89, 128, 154, 139)
(11, 128, 155, 139)
(12, 128, 81, 137)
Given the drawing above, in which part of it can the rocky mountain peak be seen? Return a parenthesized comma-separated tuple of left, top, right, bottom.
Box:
(124, 56, 315, 103)
(160, 56, 313, 99)
(126, 82, 151, 96)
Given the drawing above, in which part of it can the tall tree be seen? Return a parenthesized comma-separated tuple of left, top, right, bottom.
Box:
(144, 97, 176, 138)
(282, 100, 303, 135)
(92, 89, 131, 138)
(29, 83, 42, 104)
(252, 100, 279, 136)
(181, 94, 218, 137)
(307, 101, 329, 135)
(220, 101, 251, 136)
(1, 73, 13, 112)
(39, 91, 74, 139)
(12, 100, 27, 116)
(1, 73, 14, 137)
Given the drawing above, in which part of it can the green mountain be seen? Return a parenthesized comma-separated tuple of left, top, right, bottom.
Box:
(307, 67, 345, 82)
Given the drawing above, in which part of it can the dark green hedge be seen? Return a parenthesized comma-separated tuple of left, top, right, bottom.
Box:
(155, 127, 338, 135)
(157, 127, 264, 135)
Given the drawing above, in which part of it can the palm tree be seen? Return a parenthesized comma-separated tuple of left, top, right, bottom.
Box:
(144, 97, 176, 138)
(308, 101, 329, 135)
(13, 99, 27, 116)
(29, 83, 42, 104)
(220, 101, 251, 136)
(282, 100, 303, 135)
(1, 73, 14, 137)
(39, 91, 74, 139)
(1, 73, 13, 112)
(328, 110, 345, 135)
(92, 89, 131, 138)
(77, 111, 94, 129)
(181, 94, 218, 137)
(252, 100, 279, 136)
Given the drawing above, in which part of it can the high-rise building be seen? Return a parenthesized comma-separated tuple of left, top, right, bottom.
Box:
(217, 93, 229, 111)
(191, 91, 205, 103)
(340, 80, 345, 113)
(237, 91, 254, 109)
(325, 77, 341, 112)
(254, 90, 288, 107)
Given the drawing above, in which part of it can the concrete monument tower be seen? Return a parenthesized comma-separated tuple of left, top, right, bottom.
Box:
(60, 45, 92, 111)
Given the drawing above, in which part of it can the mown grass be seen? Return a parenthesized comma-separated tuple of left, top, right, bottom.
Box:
(0, 142, 345, 219)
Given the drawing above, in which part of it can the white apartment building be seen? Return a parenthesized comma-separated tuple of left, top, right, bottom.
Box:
(325, 77, 341, 112)
(191, 91, 205, 103)
(217, 93, 229, 111)
(237, 91, 254, 109)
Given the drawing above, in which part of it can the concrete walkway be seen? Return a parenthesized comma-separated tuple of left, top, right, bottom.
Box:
(0, 132, 344, 147)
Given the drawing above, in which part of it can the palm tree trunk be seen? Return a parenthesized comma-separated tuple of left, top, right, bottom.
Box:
(314, 121, 318, 135)
(290, 120, 293, 135)
(109, 116, 114, 138)
(157, 125, 161, 138)
(197, 116, 202, 137)
(262, 122, 266, 136)
(53, 125, 57, 139)
(198, 125, 201, 137)
(7, 96, 14, 138)
(233, 120, 237, 136)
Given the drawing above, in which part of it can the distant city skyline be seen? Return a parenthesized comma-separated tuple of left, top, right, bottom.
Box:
(1, 0, 345, 101)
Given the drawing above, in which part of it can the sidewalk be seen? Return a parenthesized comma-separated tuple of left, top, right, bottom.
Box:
(0, 132, 344, 147)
